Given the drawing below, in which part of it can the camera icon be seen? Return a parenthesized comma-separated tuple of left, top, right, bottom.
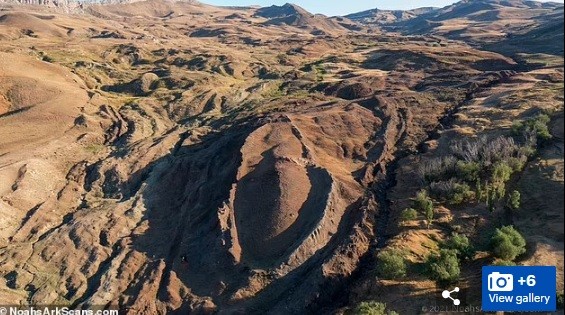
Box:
(488, 272, 514, 292)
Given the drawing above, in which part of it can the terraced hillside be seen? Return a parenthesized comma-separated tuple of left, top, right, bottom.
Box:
(0, 0, 563, 313)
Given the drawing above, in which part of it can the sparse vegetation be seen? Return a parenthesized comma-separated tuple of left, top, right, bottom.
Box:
(376, 249, 407, 279)
(300, 59, 328, 82)
(276, 53, 290, 65)
(84, 144, 105, 154)
(261, 82, 286, 99)
(42, 55, 55, 63)
(352, 301, 399, 315)
(491, 226, 527, 261)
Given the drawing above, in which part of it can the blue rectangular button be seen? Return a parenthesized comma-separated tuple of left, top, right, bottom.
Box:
(482, 266, 556, 312)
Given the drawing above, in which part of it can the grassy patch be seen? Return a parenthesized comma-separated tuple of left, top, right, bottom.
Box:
(84, 144, 105, 154)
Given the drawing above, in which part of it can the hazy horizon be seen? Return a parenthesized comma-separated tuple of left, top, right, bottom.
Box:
(201, 0, 565, 16)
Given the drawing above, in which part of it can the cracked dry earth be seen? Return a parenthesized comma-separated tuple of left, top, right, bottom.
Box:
(0, 0, 563, 314)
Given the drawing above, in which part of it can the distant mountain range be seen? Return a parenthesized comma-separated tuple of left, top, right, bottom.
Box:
(345, 0, 564, 54)
(0, 0, 563, 54)
(0, 0, 198, 12)
(345, 7, 437, 25)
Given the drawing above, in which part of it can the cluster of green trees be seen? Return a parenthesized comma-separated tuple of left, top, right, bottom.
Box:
(416, 134, 536, 213)
(425, 226, 526, 283)
(416, 114, 552, 211)
(373, 226, 526, 285)
(426, 233, 474, 283)
(512, 113, 552, 143)
(376, 115, 549, 296)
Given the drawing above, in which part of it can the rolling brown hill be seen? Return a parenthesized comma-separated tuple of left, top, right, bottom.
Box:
(0, 0, 563, 314)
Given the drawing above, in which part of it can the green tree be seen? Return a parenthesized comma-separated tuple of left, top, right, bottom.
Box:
(456, 161, 481, 182)
(475, 179, 483, 202)
(427, 249, 460, 283)
(507, 157, 526, 172)
(513, 114, 552, 142)
(400, 208, 418, 222)
(485, 184, 498, 213)
(488, 188, 497, 213)
(492, 162, 513, 184)
(414, 190, 431, 211)
(376, 250, 407, 279)
(443, 233, 475, 261)
(447, 182, 474, 205)
(413, 190, 434, 228)
(493, 181, 506, 200)
(532, 114, 552, 140)
(425, 201, 434, 229)
(491, 226, 527, 261)
(507, 190, 521, 210)
(352, 301, 399, 315)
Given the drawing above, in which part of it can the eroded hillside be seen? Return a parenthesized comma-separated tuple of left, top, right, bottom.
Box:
(0, 0, 563, 314)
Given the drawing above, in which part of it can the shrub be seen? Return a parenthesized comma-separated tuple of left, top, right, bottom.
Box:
(450, 136, 521, 166)
(492, 162, 513, 184)
(414, 190, 433, 212)
(443, 233, 475, 261)
(492, 181, 506, 200)
(507, 156, 527, 172)
(491, 226, 527, 261)
(400, 208, 418, 222)
(482, 137, 521, 165)
(519, 145, 537, 158)
(276, 53, 289, 65)
(42, 55, 55, 63)
(376, 250, 407, 279)
(484, 183, 493, 212)
(418, 156, 457, 183)
(352, 301, 399, 315)
(456, 161, 481, 182)
(475, 179, 484, 202)
(557, 291, 564, 310)
(512, 114, 552, 142)
(429, 179, 474, 205)
(427, 249, 460, 283)
(448, 183, 474, 205)
(507, 190, 521, 210)
(425, 201, 434, 229)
